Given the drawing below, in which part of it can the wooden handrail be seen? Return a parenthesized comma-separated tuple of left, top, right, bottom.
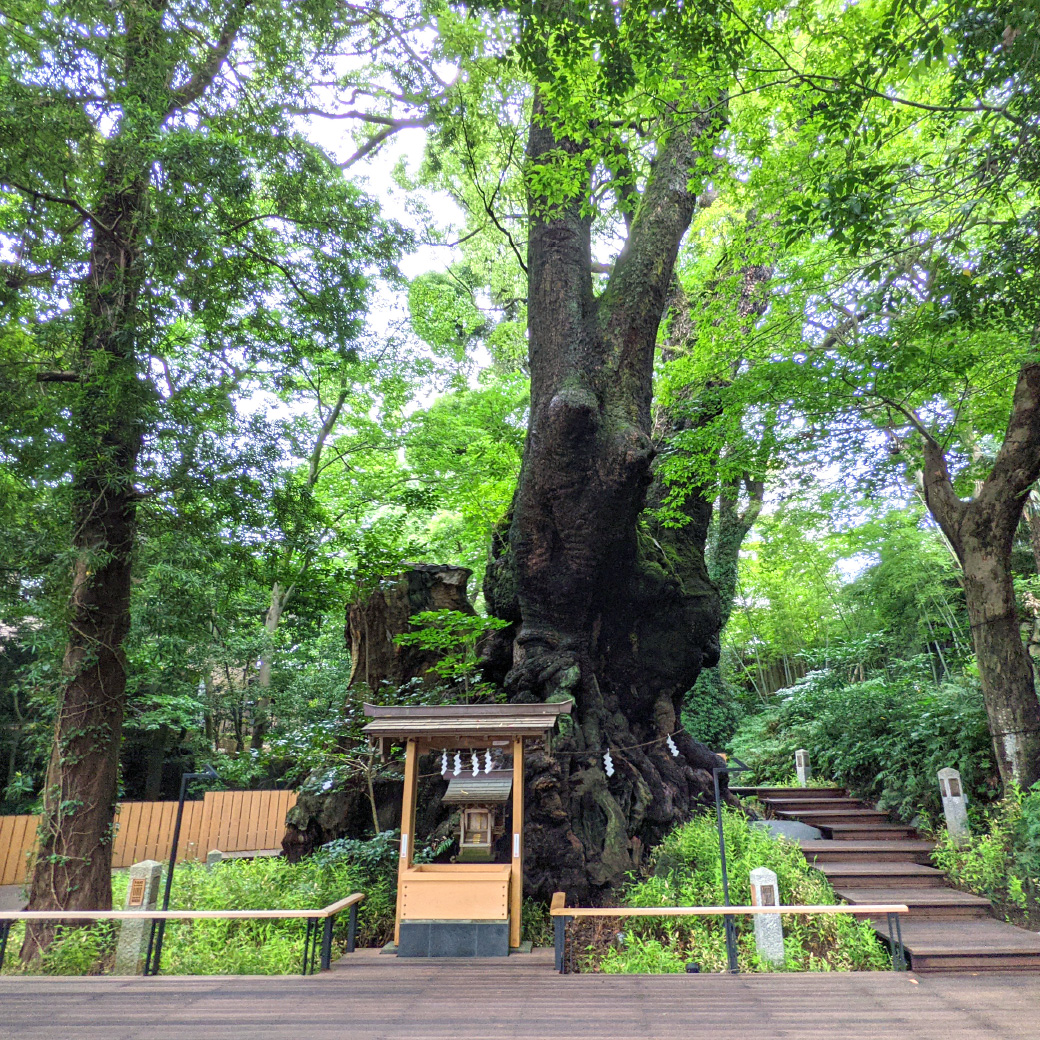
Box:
(549, 894, 908, 917)
(0, 892, 365, 922)
(549, 892, 912, 974)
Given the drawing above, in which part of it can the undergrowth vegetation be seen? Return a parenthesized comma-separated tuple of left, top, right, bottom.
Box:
(1, 843, 383, 976)
(932, 784, 1040, 925)
(1, 830, 552, 975)
(729, 663, 995, 823)
(583, 812, 888, 973)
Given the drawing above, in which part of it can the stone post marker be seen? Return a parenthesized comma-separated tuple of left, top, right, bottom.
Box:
(749, 866, 785, 967)
(795, 749, 811, 787)
(206, 849, 223, 870)
(938, 767, 971, 846)
(113, 859, 163, 975)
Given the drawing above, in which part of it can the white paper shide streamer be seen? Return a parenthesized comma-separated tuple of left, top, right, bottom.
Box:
(441, 748, 449, 773)
(666, 734, 679, 757)
(453, 751, 462, 776)
(471, 750, 479, 776)
(603, 749, 614, 777)
(484, 748, 493, 773)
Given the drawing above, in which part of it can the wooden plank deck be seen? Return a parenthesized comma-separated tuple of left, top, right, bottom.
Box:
(3, 951, 1040, 1038)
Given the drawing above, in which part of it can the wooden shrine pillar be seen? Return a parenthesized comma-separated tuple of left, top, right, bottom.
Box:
(394, 737, 418, 945)
(510, 736, 524, 949)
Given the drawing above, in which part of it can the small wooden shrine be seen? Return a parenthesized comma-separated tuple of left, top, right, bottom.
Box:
(363, 701, 571, 957)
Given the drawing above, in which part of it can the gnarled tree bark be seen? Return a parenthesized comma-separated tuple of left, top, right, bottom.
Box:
(482, 90, 730, 902)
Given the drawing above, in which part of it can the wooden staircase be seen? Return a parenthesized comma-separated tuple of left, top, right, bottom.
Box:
(732, 785, 1040, 972)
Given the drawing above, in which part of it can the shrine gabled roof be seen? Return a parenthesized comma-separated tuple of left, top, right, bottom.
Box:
(361, 701, 571, 742)
(441, 771, 514, 804)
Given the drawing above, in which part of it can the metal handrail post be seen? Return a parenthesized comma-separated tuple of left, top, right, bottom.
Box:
(346, 902, 358, 953)
(887, 912, 907, 971)
(321, 918, 334, 971)
(554, 914, 566, 973)
(301, 917, 314, 975)
(0, 919, 9, 973)
(150, 763, 220, 975)
(712, 757, 752, 975)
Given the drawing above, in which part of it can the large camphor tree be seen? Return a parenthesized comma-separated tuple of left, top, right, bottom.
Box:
(296, 0, 753, 898)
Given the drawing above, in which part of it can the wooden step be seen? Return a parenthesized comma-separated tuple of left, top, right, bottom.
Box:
(761, 797, 865, 812)
(816, 861, 948, 888)
(776, 809, 890, 826)
(731, 786, 846, 799)
(819, 823, 918, 840)
(800, 840, 935, 865)
(835, 886, 993, 919)
(864, 917, 1040, 972)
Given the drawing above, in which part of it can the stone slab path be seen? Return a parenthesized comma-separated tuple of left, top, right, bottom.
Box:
(734, 785, 1040, 971)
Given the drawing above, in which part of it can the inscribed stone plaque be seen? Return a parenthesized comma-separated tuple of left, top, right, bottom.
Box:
(128, 877, 146, 907)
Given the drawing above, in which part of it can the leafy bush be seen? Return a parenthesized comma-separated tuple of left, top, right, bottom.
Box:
(729, 664, 995, 822)
(682, 667, 743, 751)
(2, 836, 393, 976)
(932, 783, 1040, 918)
(588, 812, 888, 973)
(1, 829, 551, 975)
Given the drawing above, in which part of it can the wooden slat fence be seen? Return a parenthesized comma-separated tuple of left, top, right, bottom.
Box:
(0, 789, 296, 885)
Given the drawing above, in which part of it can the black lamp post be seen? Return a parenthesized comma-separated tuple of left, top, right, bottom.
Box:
(712, 755, 752, 975)
(145, 763, 221, 975)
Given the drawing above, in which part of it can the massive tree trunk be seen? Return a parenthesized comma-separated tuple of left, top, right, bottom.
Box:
(920, 363, 1040, 789)
(481, 91, 728, 902)
(21, 166, 149, 960)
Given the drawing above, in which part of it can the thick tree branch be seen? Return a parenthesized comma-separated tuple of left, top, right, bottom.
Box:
(36, 371, 81, 383)
(166, 0, 251, 117)
(975, 362, 1040, 536)
(338, 116, 433, 169)
(598, 94, 726, 405)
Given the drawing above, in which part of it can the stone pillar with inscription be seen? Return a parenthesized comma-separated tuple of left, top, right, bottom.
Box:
(113, 859, 164, 975)
(206, 849, 223, 870)
(938, 767, 971, 847)
(749, 866, 785, 967)
(795, 749, 811, 787)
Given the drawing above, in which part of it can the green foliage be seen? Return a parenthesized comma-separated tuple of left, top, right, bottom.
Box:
(682, 668, 743, 751)
(2, 836, 395, 976)
(730, 663, 996, 823)
(592, 812, 888, 973)
(932, 784, 1040, 916)
(395, 609, 510, 693)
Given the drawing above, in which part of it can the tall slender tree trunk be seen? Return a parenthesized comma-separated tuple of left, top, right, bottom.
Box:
(250, 582, 287, 751)
(250, 387, 347, 750)
(21, 170, 149, 960)
(920, 363, 1040, 789)
(482, 89, 729, 901)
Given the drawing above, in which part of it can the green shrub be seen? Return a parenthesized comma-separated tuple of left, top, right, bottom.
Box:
(590, 811, 888, 973)
(2, 833, 399, 976)
(682, 668, 743, 751)
(0, 921, 118, 976)
(932, 783, 1040, 916)
(729, 665, 995, 822)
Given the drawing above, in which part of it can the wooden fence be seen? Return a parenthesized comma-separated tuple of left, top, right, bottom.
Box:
(0, 789, 297, 886)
